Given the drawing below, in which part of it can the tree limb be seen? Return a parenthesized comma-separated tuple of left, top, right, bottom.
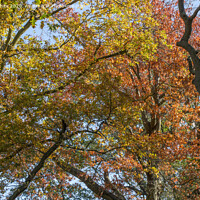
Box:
(1, 0, 80, 72)
(177, 0, 200, 94)
(191, 5, 200, 20)
(55, 159, 125, 200)
(8, 122, 66, 200)
(36, 49, 127, 96)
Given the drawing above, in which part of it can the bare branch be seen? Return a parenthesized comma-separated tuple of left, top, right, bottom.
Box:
(8, 121, 66, 200)
(178, 0, 188, 20)
(10, 19, 32, 48)
(190, 5, 200, 20)
(55, 159, 125, 200)
(4, 28, 12, 50)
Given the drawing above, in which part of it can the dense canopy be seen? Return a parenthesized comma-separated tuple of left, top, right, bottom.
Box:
(0, 0, 200, 200)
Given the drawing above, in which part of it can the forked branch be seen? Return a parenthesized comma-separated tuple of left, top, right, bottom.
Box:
(177, 0, 200, 94)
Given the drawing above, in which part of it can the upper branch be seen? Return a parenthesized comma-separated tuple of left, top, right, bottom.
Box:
(36, 49, 127, 96)
(10, 19, 32, 48)
(177, 0, 200, 94)
(10, 1, 79, 49)
(178, 1, 192, 43)
(191, 5, 200, 20)
(178, 0, 188, 20)
(1, 0, 80, 72)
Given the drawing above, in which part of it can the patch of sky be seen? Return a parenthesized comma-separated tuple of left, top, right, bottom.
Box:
(22, 0, 87, 46)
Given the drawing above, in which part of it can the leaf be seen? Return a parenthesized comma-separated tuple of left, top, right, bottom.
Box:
(31, 16, 36, 28)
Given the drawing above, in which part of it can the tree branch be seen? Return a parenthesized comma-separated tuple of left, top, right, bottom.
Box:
(55, 159, 125, 200)
(36, 49, 127, 96)
(4, 28, 12, 50)
(177, 0, 200, 94)
(190, 5, 200, 20)
(104, 171, 126, 200)
(8, 122, 66, 200)
(50, 0, 80, 16)
(1, 0, 80, 72)
(178, 0, 188, 20)
(0, 139, 54, 162)
(187, 56, 195, 75)
(10, 19, 32, 48)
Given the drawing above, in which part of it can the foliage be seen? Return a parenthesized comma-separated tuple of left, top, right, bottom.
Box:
(0, 0, 200, 200)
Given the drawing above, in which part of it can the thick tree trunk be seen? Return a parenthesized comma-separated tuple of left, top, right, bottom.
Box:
(146, 172, 161, 200)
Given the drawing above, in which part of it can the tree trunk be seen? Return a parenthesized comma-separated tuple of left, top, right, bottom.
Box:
(146, 171, 161, 200)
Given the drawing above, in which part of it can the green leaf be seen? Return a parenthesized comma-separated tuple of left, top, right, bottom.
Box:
(35, 0, 41, 5)
(31, 16, 36, 28)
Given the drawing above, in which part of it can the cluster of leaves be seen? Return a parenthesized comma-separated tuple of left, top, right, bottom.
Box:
(0, 0, 199, 200)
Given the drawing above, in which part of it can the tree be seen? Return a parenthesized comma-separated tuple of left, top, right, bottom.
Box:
(0, 0, 163, 199)
(0, 0, 200, 200)
(177, 0, 200, 94)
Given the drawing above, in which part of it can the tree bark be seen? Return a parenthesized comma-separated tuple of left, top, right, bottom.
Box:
(177, 0, 200, 94)
(55, 159, 125, 200)
(8, 140, 62, 200)
(146, 171, 161, 200)
(8, 120, 67, 200)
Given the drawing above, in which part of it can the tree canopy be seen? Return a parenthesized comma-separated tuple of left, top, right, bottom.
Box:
(0, 0, 200, 200)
